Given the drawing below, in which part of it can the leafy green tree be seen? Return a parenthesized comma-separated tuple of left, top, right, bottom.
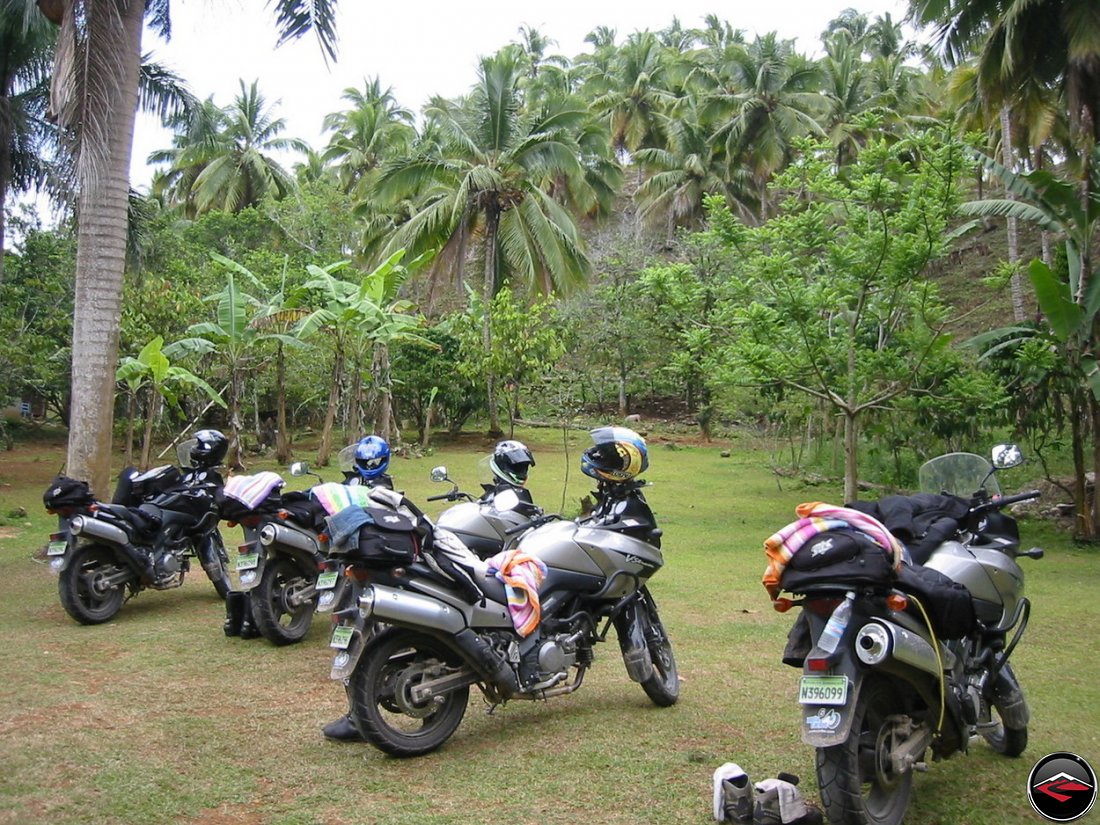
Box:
(116, 335, 224, 468)
(712, 133, 966, 500)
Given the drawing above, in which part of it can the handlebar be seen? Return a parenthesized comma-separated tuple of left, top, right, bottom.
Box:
(425, 491, 475, 503)
(972, 489, 1041, 515)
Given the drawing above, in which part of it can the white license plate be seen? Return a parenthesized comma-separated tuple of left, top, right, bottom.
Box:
(236, 553, 259, 571)
(316, 571, 338, 590)
(799, 676, 849, 706)
(46, 540, 68, 556)
(330, 625, 354, 650)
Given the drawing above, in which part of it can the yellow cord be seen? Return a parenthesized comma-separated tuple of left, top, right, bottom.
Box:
(907, 592, 946, 734)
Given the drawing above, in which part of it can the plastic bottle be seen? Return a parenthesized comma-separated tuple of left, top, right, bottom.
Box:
(816, 591, 856, 654)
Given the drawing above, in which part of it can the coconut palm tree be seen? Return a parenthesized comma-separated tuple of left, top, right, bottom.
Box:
(375, 48, 595, 433)
(41, 0, 336, 494)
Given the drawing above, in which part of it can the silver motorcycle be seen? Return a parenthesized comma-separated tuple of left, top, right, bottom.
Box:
(772, 444, 1042, 825)
(338, 478, 680, 756)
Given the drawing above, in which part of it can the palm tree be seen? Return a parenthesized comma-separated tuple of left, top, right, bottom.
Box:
(148, 96, 227, 217)
(375, 49, 595, 433)
(42, 0, 336, 494)
(705, 33, 826, 220)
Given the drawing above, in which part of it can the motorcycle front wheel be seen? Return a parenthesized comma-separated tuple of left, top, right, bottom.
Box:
(636, 587, 680, 707)
(348, 628, 470, 757)
(817, 677, 913, 825)
(981, 663, 1028, 757)
(58, 544, 131, 624)
(199, 532, 232, 600)
(249, 555, 316, 645)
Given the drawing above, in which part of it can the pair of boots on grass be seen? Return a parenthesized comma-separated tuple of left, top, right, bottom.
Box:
(713, 763, 823, 825)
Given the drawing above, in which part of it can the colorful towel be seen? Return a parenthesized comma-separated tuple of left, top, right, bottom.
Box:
(762, 501, 905, 599)
(223, 472, 284, 510)
(310, 482, 372, 516)
(486, 548, 548, 637)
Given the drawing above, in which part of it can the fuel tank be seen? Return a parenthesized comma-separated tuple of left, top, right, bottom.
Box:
(436, 501, 528, 558)
(924, 540, 1025, 632)
(517, 520, 665, 598)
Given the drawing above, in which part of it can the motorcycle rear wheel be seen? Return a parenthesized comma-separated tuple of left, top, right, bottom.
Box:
(817, 677, 913, 825)
(250, 555, 316, 645)
(348, 628, 470, 757)
(637, 588, 680, 707)
(981, 663, 1028, 757)
(58, 544, 130, 624)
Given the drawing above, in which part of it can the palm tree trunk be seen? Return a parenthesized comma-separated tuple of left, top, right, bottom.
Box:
(275, 343, 290, 464)
(140, 388, 157, 469)
(64, 0, 144, 495)
(226, 368, 245, 471)
(1001, 107, 1026, 322)
(373, 342, 393, 442)
(483, 206, 502, 437)
(317, 347, 344, 467)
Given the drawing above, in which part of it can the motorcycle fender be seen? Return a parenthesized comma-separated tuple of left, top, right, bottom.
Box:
(800, 656, 864, 748)
(615, 598, 654, 683)
(236, 549, 265, 591)
(992, 665, 1030, 729)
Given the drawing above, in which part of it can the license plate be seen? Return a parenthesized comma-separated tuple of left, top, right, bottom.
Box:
(330, 625, 354, 650)
(799, 676, 849, 706)
(46, 540, 68, 556)
(316, 571, 338, 590)
(236, 553, 259, 571)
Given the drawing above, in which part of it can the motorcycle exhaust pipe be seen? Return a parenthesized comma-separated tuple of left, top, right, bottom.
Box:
(854, 619, 942, 677)
(258, 522, 320, 556)
(363, 584, 465, 633)
(70, 514, 130, 546)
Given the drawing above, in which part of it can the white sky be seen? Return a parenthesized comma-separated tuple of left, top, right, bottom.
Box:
(131, 0, 913, 189)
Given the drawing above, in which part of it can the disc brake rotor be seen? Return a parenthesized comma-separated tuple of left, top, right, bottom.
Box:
(394, 661, 444, 718)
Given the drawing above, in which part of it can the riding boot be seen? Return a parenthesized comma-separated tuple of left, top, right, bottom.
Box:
(713, 763, 753, 823)
(322, 713, 365, 742)
(238, 595, 260, 639)
(223, 591, 246, 636)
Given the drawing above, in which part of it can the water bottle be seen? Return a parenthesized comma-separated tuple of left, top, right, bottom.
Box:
(817, 591, 855, 654)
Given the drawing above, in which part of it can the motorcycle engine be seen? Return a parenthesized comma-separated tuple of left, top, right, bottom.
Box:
(154, 551, 181, 580)
(518, 634, 579, 689)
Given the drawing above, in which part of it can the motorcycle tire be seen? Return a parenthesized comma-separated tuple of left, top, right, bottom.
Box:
(199, 532, 232, 600)
(249, 555, 316, 646)
(637, 587, 680, 707)
(347, 628, 470, 757)
(58, 544, 130, 625)
(982, 663, 1028, 757)
(816, 677, 913, 825)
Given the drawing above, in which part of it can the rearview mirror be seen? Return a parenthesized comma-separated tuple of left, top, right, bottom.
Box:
(289, 461, 309, 477)
(991, 443, 1023, 470)
(430, 466, 449, 483)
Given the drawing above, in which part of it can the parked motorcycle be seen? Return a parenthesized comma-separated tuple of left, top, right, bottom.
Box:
(766, 444, 1042, 825)
(340, 426, 680, 757)
(48, 431, 233, 625)
(428, 463, 542, 558)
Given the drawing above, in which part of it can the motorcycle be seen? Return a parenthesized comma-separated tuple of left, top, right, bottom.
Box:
(339, 477, 680, 757)
(767, 444, 1043, 825)
(49, 437, 233, 625)
(428, 463, 543, 558)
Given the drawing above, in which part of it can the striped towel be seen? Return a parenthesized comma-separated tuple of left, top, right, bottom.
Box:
(486, 548, 548, 637)
(223, 472, 284, 510)
(762, 501, 905, 599)
(310, 482, 373, 516)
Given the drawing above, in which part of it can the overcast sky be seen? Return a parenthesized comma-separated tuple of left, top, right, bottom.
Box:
(131, 0, 913, 188)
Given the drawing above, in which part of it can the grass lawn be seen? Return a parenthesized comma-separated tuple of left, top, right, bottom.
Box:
(0, 428, 1097, 825)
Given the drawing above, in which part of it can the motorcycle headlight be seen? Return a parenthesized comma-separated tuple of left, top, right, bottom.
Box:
(258, 524, 277, 546)
(357, 586, 376, 619)
(855, 621, 891, 665)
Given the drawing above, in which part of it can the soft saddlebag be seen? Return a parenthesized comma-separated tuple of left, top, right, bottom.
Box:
(896, 563, 976, 639)
(43, 475, 95, 512)
(352, 508, 421, 567)
(115, 465, 183, 504)
(780, 529, 896, 594)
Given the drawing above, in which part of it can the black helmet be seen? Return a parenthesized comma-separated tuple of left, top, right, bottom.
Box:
(189, 429, 228, 468)
(489, 440, 535, 486)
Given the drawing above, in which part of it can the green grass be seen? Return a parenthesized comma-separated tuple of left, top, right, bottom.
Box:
(0, 430, 1097, 824)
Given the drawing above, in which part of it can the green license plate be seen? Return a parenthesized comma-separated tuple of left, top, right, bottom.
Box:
(236, 553, 259, 571)
(330, 625, 354, 650)
(316, 571, 338, 590)
(798, 676, 848, 706)
(47, 540, 68, 556)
